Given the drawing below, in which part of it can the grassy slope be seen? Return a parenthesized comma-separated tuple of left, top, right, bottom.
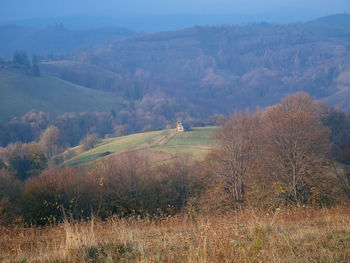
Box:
(0, 68, 121, 122)
(64, 127, 217, 166)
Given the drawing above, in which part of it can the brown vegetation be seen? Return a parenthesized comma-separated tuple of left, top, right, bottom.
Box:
(206, 93, 341, 209)
(209, 111, 259, 205)
(260, 94, 331, 205)
(1, 208, 350, 262)
(1, 93, 350, 261)
(1, 93, 350, 225)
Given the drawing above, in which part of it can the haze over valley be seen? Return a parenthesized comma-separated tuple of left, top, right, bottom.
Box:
(1, 1, 350, 262)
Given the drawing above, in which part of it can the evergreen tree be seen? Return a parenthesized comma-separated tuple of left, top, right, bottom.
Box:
(31, 55, 41, 76)
(12, 50, 30, 68)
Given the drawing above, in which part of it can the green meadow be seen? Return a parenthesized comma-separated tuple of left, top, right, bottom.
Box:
(64, 127, 217, 166)
(0, 68, 120, 122)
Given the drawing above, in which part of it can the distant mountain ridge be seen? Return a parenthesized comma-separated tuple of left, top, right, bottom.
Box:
(0, 25, 135, 59)
(305, 14, 350, 38)
(309, 14, 350, 27)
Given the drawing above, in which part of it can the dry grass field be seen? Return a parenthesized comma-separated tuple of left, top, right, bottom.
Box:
(1, 208, 350, 263)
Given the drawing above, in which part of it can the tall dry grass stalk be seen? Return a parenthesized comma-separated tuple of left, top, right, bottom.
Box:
(1, 208, 350, 262)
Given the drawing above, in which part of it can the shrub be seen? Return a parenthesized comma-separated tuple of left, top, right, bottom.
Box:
(8, 143, 47, 180)
(21, 167, 98, 224)
(80, 133, 101, 151)
(0, 169, 22, 224)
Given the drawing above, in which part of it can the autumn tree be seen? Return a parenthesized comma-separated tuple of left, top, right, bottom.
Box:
(167, 153, 194, 209)
(8, 143, 47, 180)
(80, 133, 101, 150)
(261, 93, 330, 205)
(21, 167, 96, 224)
(39, 126, 65, 158)
(331, 164, 350, 201)
(209, 111, 259, 206)
(0, 169, 22, 224)
(90, 150, 150, 217)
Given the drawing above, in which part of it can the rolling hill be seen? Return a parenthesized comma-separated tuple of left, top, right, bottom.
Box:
(63, 127, 217, 166)
(40, 60, 126, 93)
(2, 14, 350, 139)
(64, 14, 349, 116)
(306, 14, 350, 38)
(0, 68, 121, 122)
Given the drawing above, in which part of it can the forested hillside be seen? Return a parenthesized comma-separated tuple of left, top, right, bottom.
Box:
(2, 14, 350, 148)
(44, 14, 350, 117)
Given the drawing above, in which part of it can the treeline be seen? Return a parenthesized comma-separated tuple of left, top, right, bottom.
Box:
(0, 93, 349, 225)
(0, 109, 204, 179)
(0, 105, 209, 149)
(0, 111, 117, 181)
(0, 50, 41, 76)
(0, 111, 115, 147)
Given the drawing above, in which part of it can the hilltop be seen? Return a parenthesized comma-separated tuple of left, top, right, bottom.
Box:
(63, 127, 217, 166)
(306, 14, 350, 38)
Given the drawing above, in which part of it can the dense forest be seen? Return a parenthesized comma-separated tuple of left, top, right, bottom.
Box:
(51, 14, 350, 115)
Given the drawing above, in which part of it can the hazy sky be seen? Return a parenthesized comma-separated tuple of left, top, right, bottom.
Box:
(1, 0, 349, 20)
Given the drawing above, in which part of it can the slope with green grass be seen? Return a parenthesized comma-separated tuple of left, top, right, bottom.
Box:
(0, 68, 121, 122)
(64, 127, 217, 166)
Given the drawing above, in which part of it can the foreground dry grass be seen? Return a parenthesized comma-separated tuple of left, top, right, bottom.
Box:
(1, 208, 350, 262)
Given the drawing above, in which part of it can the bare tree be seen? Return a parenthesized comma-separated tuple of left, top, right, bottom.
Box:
(90, 150, 150, 216)
(210, 111, 259, 206)
(261, 93, 330, 204)
(171, 153, 194, 208)
(39, 126, 65, 158)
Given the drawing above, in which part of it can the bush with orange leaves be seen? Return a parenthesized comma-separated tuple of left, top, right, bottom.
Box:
(17, 151, 204, 225)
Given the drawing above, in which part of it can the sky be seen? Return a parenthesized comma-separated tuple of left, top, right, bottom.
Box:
(1, 0, 350, 30)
